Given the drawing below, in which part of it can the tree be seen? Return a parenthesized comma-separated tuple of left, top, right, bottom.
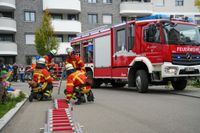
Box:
(195, 0, 200, 9)
(35, 10, 58, 56)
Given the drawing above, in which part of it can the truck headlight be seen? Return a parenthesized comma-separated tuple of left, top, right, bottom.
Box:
(165, 67, 178, 75)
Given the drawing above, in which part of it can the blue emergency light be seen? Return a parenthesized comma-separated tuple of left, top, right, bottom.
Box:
(136, 14, 194, 23)
(136, 14, 169, 21)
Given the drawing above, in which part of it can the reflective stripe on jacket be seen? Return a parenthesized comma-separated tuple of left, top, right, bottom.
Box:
(66, 55, 85, 72)
(66, 70, 87, 100)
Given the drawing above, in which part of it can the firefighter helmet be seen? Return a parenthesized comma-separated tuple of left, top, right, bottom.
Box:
(50, 49, 57, 56)
(66, 46, 74, 55)
(37, 58, 46, 64)
(65, 64, 74, 71)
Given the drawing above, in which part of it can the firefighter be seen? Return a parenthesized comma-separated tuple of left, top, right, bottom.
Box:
(65, 46, 86, 73)
(28, 58, 54, 101)
(65, 46, 87, 102)
(65, 64, 94, 105)
(43, 49, 57, 71)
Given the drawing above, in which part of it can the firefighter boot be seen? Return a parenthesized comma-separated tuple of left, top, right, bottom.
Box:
(75, 93, 84, 105)
(43, 95, 52, 101)
(87, 90, 94, 102)
(28, 94, 33, 102)
(80, 93, 86, 103)
(75, 98, 82, 105)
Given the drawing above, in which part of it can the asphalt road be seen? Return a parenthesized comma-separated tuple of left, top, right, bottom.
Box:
(1, 82, 200, 133)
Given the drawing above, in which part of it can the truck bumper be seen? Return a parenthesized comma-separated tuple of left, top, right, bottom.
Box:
(161, 62, 200, 78)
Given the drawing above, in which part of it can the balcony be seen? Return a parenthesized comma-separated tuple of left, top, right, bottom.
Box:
(0, 0, 15, 10)
(120, 2, 153, 17)
(0, 17, 16, 33)
(57, 42, 70, 55)
(0, 41, 17, 55)
(43, 0, 81, 13)
(52, 20, 81, 34)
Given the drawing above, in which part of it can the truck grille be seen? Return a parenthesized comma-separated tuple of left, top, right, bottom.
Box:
(172, 53, 200, 66)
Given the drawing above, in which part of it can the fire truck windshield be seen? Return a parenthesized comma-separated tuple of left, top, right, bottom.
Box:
(163, 23, 200, 46)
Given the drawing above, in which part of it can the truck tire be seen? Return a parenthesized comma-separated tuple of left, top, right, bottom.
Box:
(86, 71, 101, 88)
(171, 78, 187, 91)
(135, 70, 148, 93)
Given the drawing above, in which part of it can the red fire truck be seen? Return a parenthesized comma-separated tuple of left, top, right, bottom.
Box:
(70, 17, 200, 93)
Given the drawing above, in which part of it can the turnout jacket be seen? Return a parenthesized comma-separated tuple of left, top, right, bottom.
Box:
(32, 68, 53, 91)
(66, 70, 90, 100)
(66, 55, 85, 72)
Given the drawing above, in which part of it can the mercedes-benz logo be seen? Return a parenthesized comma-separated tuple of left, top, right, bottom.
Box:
(186, 53, 192, 61)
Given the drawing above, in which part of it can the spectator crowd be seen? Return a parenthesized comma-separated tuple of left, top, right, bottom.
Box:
(0, 60, 31, 82)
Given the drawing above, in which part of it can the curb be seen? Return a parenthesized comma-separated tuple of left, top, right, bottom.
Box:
(0, 97, 28, 131)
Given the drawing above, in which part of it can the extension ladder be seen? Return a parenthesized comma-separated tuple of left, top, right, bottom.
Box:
(44, 99, 83, 133)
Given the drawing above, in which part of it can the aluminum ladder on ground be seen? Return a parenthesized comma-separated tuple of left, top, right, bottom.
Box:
(44, 99, 83, 133)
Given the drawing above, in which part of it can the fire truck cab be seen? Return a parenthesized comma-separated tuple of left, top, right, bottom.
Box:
(70, 17, 200, 93)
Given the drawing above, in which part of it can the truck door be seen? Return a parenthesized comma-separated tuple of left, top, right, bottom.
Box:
(111, 24, 135, 78)
(141, 23, 164, 63)
(112, 25, 128, 67)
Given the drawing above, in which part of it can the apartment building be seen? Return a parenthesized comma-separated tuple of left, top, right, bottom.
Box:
(0, 0, 199, 65)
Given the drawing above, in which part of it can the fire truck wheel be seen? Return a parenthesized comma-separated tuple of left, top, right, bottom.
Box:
(171, 78, 187, 91)
(135, 70, 148, 93)
(87, 71, 101, 88)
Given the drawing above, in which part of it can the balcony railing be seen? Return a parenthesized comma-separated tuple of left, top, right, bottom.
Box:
(43, 0, 81, 13)
(0, 0, 15, 10)
(0, 17, 16, 33)
(0, 41, 17, 55)
(120, 1, 153, 17)
(52, 20, 81, 34)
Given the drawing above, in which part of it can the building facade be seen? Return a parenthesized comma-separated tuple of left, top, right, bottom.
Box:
(0, 0, 199, 65)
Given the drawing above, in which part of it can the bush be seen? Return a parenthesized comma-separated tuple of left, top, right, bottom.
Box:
(191, 78, 200, 88)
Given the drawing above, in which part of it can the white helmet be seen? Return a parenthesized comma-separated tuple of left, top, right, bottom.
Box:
(65, 64, 74, 71)
(66, 46, 74, 55)
(50, 49, 57, 55)
(37, 58, 46, 64)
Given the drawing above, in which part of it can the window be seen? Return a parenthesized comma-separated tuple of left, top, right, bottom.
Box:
(103, 0, 112, 4)
(195, 15, 200, 25)
(116, 28, 126, 52)
(175, 15, 184, 19)
(26, 55, 36, 65)
(55, 35, 63, 42)
(24, 11, 35, 22)
(51, 14, 62, 20)
(144, 25, 160, 43)
(103, 14, 112, 24)
(175, 0, 183, 6)
(68, 14, 78, 20)
(88, 0, 96, 3)
(0, 11, 13, 18)
(128, 24, 135, 50)
(25, 34, 35, 44)
(68, 34, 76, 42)
(155, 0, 165, 6)
(0, 34, 14, 42)
(121, 17, 127, 22)
(88, 14, 97, 24)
